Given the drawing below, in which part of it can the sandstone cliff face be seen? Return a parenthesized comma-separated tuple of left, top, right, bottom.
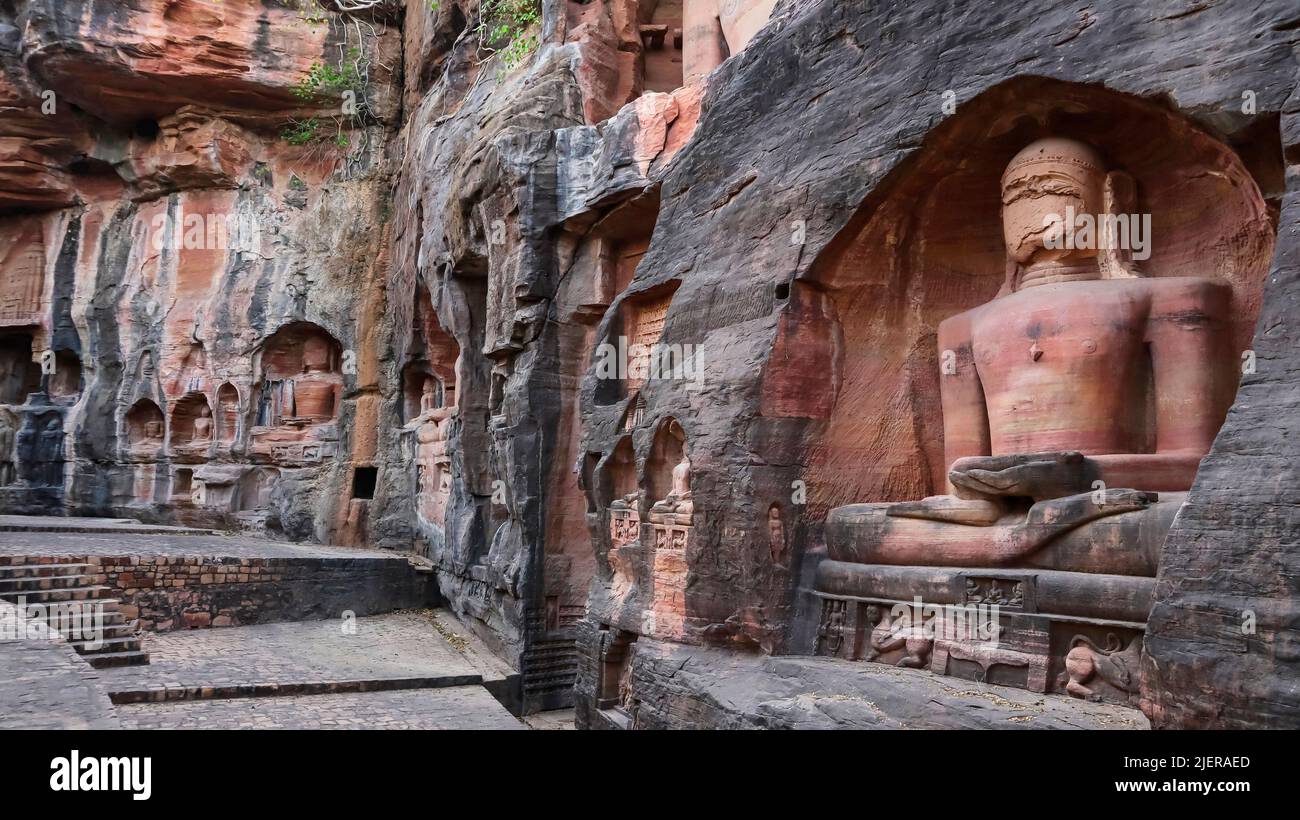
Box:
(1, 0, 404, 550)
(4, 0, 1300, 727)
(566, 0, 1300, 728)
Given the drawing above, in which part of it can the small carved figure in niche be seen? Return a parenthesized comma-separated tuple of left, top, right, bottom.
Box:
(193, 406, 213, 441)
(1060, 633, 1142, 700)
(648, 454, 693, 524)
(419, 377, 438, 418)
(144, 420, 163, 441)
(0, 414, 14, 486)
(768, 504, 785, 564)
(816, 599, 847, 655)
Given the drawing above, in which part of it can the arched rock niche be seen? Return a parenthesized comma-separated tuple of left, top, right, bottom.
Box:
(402, 284, 460, 423)
(640, 0, 684, 94)
(787, 77, 1278, 521)
(254, 322, 343, 426)
(646, 416, 686, 512)
(595, 278, 681, 406)
(47, 350, 82, 399)
(0, 334, 39, 405)
(170, 392, 213, 451)
(216, 383, 239, 443)
(603, 435, 638, 507)
(125, 398, 165, 457)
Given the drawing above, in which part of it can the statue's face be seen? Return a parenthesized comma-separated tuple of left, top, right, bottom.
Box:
(1001, 164, 1104, 266)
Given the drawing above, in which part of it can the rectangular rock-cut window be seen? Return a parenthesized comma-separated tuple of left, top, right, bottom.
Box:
(352, 466, 378, 500)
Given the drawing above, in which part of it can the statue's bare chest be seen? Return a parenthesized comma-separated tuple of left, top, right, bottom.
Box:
(967, 284, 1150, 400)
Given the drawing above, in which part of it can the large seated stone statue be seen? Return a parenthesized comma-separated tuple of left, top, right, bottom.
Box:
(814, 137, 1239, 699)
(683, 0, 779, 85)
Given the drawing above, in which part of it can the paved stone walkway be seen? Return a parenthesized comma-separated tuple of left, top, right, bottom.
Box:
(117, 686, 523, 729)
(0, 515, 218, 535)
(96, 610, 481, 701)
(0, 600, 120, 729)
(0, 529, 399, 558)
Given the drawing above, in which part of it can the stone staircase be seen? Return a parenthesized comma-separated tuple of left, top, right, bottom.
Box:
(0, 558, 148, 668)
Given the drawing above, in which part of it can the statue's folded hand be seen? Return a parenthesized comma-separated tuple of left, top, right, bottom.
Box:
(949, 451, 1096, 501)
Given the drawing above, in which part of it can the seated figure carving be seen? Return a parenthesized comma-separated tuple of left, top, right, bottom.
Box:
(824, 137, 1237, 577)
(816, 138, 1244, 700)
(647, 454, 693, 525)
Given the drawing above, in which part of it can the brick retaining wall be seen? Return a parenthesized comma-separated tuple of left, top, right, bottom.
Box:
(83, 556, 436, 632)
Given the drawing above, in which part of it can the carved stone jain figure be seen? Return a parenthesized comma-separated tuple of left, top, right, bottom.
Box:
(814, 137, 1240, 700)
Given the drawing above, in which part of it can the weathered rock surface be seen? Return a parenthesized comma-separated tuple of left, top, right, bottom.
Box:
(3, 0, 1299, 729)
(591, 638, 1146, 730)
(571, 0, 1300, 727)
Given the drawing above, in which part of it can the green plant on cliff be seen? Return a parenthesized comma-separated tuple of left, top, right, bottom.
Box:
(476, 0, 542, 73)
(280, 117, 322, 146)
(293, 57, 365, 102)
(278, 4, 390, 158)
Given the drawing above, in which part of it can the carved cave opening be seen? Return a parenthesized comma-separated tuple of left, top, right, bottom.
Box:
(125, 398, 165, 456)
(170, 392, 213, 448)
(403, 284, 460, 424)
(172, 467, 193, 500)
(352, 465, 378, 500)
(47, 350, 82, 399)
(253, 322, 343, 428)
(216, 382, 239, 443)
(795, 77, 1278, 522)
(639, 0, 684, 94)
(597, 627, 639, 718)
(604, 435, 638, 508)
(646, 416, 686, 513)
(0, 334, 40, 405)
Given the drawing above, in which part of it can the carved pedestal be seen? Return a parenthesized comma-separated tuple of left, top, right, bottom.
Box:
(646, 522, 691, 641)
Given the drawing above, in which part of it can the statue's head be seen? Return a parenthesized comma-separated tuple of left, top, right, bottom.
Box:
(302, 335, 331, 373)
(1000, 137, 1106, 268)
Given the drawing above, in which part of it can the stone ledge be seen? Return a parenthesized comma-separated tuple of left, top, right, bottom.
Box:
(580, 637, 1149, 730)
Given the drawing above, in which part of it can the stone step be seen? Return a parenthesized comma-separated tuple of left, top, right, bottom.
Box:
(85, 649, 150, 669)
(68, 635, 145, 655)
(0, 573, 99, 592)
(0, 585, 113, 604)
(0, 562, 95, 578)
(0, 516, 219, 536)
(107, 672, 484, 704)
(14, 598, 129, 626)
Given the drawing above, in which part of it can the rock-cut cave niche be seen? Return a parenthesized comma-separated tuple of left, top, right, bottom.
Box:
(402, 287, 460, 425)
(253, 323, 343, 426)
(46, 350, 82, 400)
(0, 334, 41, 405)
(787, 76, 1279, 524)
(594, 278, 682, 406)
(249, 322, 344, 465)
(169, 392, 214, 458)
(125, 398, 165, 459)
(216, 382, 240, 444)
(645, 416, 686, 514)
(639, 0, 684, 94)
